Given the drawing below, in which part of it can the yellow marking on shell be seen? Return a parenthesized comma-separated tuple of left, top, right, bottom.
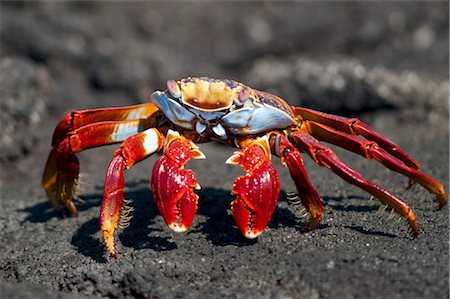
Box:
(179, 78, 240, 111)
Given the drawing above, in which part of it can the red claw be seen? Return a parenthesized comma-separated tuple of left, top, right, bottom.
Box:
(151, 130, 204, 232)
(228, 137, 280, 238)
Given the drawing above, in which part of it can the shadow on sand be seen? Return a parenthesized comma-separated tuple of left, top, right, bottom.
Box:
(21, 182, 397, 261)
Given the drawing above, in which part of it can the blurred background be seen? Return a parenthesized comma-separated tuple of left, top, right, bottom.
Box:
(1, 1, 448, 163)
(0, 2, 449, 298)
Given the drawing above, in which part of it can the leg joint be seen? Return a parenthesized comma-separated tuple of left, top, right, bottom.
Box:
(348, 118, 360, 134)
(114, 148, 130, 169)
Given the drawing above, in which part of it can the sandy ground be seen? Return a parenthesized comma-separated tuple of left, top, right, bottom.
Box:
(1, 106, 448, 298)
(0, 2, 448, 298)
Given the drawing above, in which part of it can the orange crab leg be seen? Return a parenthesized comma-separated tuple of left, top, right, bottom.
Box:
(289, 129, 419, 237)
(293, 107, 420, 170)
(270, 133, 323, 229)
(101, 128, 165, 257)
(42, 147, 80, 215)
(303, 121, 447, 208)
(227, 137, 280, 238)
(52, 103, 159, 146)
(42, 119, 150, 215)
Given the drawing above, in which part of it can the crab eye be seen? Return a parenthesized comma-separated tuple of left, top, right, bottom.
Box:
(239, 87, 250, 103)
(234, 87, 252, 107)
(167, 80, 181, 98)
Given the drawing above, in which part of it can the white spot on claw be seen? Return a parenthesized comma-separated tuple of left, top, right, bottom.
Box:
(142, 129, 160, 155)
(168, 223, 188, 232)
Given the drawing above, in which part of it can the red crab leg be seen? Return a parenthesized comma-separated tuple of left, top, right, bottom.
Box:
(293, 107, 420, 170)
(303, 121, 447, 208)
(289, 129, 419, 237)
(52, 103, 159, 146)
(101, 128, 165, 257)
(151, 130, 205, 234)
(42, 147, 80, 215)
(42, 119, 150, 215)
(270, 133, 323, 229)
(227, 136, 280, 238)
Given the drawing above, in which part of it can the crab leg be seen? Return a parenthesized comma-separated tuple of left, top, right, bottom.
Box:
(151, 130, 205, 234)
(270, 133, 323, 229)
(289, 129, 419, 237)
(42, 119, 150, 215)
(51, 103, 159, 146)
(293, 107, 420, 170)
(227, 136, 280, 238)
(101, 128, 165, 257)
(303, 121, 447, 208)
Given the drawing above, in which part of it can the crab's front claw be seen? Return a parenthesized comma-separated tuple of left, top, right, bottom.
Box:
(151, 130, 204, 232)
(227, 137, 280, 238)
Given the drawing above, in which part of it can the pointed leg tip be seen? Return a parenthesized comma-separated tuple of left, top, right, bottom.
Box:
(67, 203, 79, 217)
(406, 215, 419, 239)
(103, 231, 116, 257)
(307, 217, 322, 231)
(437, 191, 447, 209)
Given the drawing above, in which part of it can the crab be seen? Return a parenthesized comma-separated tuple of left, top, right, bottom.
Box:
(42, 77, 447, 257)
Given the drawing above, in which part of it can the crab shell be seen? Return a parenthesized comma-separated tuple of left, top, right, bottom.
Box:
(150, 77, 297, 139)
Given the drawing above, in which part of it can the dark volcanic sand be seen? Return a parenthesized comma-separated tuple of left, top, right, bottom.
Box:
(0, 2, 448, 298)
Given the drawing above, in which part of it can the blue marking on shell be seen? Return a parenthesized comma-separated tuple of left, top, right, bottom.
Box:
(222, 103, 296, 135)
(220, 108, 253, 128)
(194, 110, 227, 121)
(224, 80, 237, 89)
(150, 91, 196, 129)
(182, 77, 196, 83)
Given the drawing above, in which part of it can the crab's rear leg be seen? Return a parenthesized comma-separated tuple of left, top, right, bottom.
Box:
(270, 133, 323, 229)
(51, 103, 159, 146)
(151, 130, 205, 233)
(293, 107, 420, 170)
(289, 129, 419, 237)
(226, 136, 280, 238)
(101, 128, 165, 256)
(42, 118, 151, 215)
(303, 121, 447, 208)
(42, 147, 80, 215)
(42, 103, 159, 215)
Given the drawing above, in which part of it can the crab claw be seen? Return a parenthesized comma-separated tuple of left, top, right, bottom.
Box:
(227, 137, 280, 238)
(151, 130, 204, 232)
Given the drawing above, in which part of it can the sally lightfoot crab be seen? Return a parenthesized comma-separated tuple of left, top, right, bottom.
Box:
(42, 77, 447, 256)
